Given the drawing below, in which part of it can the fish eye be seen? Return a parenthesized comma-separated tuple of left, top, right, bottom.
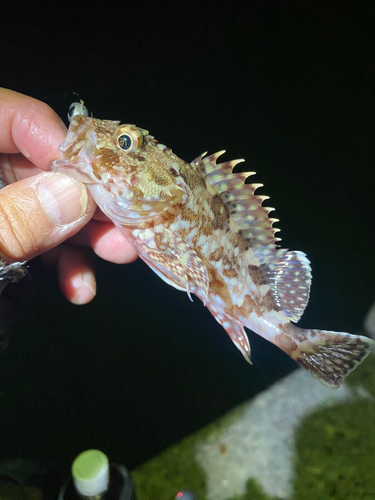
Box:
(113, 125, 144, 153)
(68, 100, 89, 123)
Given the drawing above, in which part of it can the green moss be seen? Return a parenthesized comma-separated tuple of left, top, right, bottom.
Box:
(133, 354, 375, 499)
(132, 400, 285, 499)
(345, 352, 375, 397)
(292, 354, 375, 500)
(292, 399, 375, 499)
(133, 451, 282, 500)
(132, 434, 206, 498)
(132, 403, 250, 499)
(230, 479, 283, 499)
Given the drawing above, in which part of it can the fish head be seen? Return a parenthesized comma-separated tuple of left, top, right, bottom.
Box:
(51, 114, 184, 224)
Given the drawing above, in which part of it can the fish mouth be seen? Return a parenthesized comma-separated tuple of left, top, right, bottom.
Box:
(61, 118, 97, 158)
(50, 156, 99, 185)
(50, 117, 100, 184)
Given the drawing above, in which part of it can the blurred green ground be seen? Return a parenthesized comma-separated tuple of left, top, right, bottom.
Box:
(133, 353, 375, 500)
(2, 354, 374, 499)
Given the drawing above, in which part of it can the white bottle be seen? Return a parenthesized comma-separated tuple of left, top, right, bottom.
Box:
(59, 449, 135, 499)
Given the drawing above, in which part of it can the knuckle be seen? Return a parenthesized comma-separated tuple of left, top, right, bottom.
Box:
(0, 192, 38, 260)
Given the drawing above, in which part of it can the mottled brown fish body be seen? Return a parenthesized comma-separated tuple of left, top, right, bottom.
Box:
(51, 113, 375, 388)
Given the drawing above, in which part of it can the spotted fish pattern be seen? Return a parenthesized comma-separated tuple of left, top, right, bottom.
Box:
(51, 109, 375, 388)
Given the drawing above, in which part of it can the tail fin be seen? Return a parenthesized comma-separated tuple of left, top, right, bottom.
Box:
(289, 328, 375, 388)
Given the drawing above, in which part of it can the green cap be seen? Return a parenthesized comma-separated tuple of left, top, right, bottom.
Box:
(72, 449, 109, 496)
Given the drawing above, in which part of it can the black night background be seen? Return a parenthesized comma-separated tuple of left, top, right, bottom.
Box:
(0, 0, 375, 492)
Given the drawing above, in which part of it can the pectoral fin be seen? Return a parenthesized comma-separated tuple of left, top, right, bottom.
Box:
(137, 226, 209, 304)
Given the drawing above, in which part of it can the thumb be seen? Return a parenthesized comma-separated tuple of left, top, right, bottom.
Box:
(0, 172, 96, 262)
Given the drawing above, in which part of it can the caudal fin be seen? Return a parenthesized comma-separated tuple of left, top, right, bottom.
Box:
(289, 328, 375, 388)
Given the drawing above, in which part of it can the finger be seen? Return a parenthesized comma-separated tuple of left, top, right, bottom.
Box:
(0, 171, 96, 262)
(93, 205, 111, 222)
(0, 152, 42, 184)
(69, 220, 139, 264)
(57, 245, 97, 305)
(0, 88, 66, 170)
(41, 245, 97, 304)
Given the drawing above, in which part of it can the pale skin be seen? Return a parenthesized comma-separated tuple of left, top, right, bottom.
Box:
(0, 88, 138, 304)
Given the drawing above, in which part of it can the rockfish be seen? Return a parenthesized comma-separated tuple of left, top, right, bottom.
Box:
(51, 104, 374, 388)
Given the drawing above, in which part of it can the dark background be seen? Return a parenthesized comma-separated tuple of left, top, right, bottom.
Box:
(0, 0, 375, 483)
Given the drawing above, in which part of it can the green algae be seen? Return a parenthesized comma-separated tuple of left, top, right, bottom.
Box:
(292, 399, 375, 499)
(133, 354, 375, 499)
(133, 449, 282, 500)
(132, 404, 248, 499)
(291, 353, 375, 500)
(132, 396, 285, 499)
(132, 436, 206, 498)
(230, 479, 283, 499)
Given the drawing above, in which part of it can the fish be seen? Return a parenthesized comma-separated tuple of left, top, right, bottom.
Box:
(51, 104, 375, 388)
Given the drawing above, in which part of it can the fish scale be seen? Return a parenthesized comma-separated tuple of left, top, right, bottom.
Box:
(51, 107, 375, 388)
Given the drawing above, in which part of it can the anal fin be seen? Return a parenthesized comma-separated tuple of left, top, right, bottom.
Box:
(207, 305, 252, 363)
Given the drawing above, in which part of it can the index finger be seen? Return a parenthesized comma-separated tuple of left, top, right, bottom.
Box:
(0, 88, 67, 171)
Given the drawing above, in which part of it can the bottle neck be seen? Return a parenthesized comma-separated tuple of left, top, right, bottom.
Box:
(59, 464, 135, 500)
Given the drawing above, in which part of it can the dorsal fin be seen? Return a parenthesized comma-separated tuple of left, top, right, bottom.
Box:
(196, 152, 281, 252)
(195, 152, 312, 323)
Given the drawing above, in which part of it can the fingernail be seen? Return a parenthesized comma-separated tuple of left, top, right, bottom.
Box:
(71, 272, 96, 304)
(37, 173, 88, 225)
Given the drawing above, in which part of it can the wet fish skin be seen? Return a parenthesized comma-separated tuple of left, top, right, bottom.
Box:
(51, 113, 375, 388)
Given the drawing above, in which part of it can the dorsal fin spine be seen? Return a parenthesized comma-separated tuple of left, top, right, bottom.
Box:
(192, 152, 208, 166)
(198, 151, 282, 250)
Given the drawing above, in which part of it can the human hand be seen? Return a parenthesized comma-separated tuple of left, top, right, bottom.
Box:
(0, 88, 138, 304)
